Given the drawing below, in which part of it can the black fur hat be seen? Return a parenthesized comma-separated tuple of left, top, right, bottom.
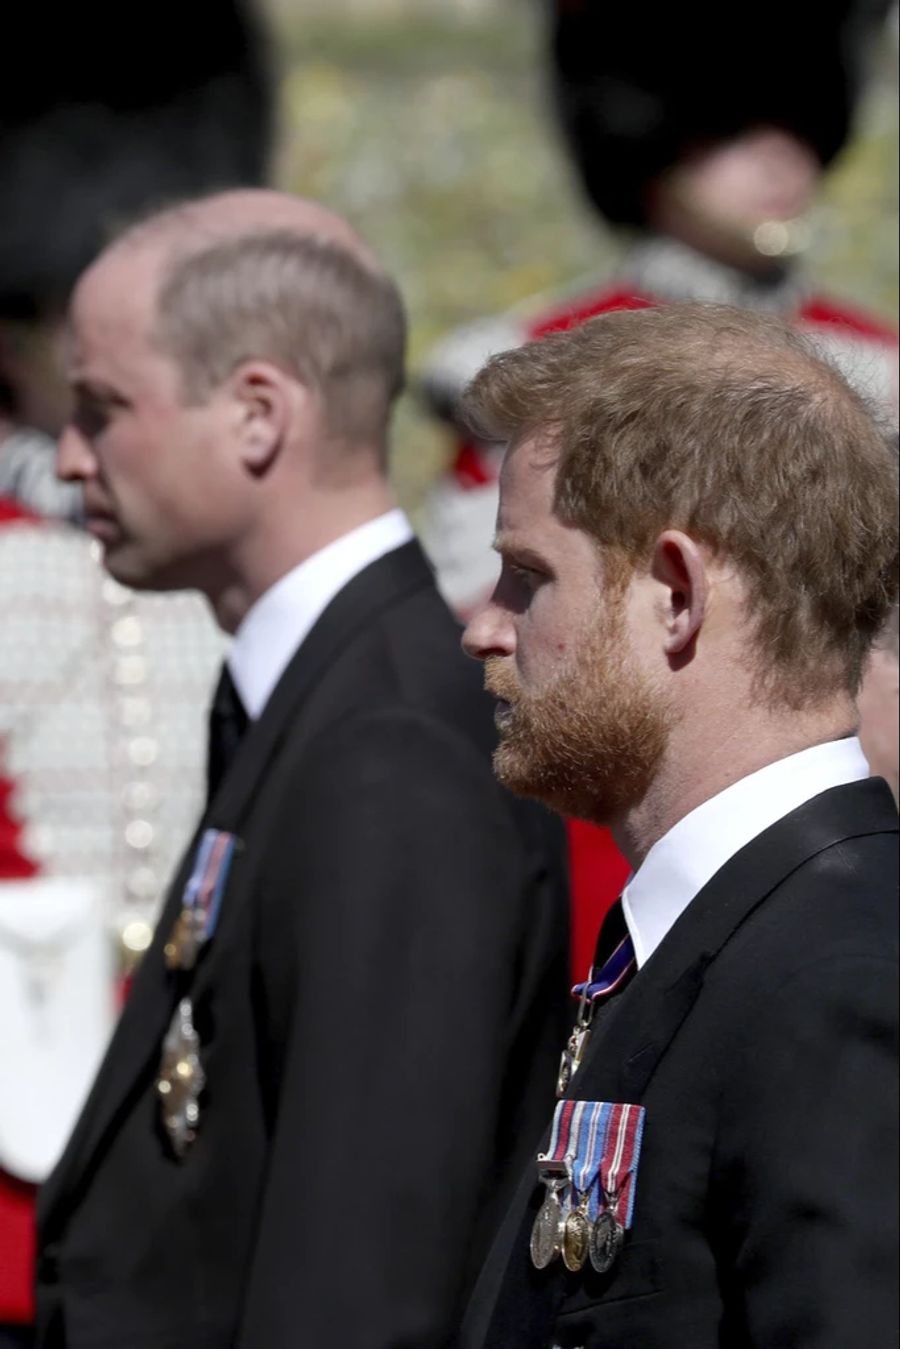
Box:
(549, 0, 893, 226)
(0, 1, 275, 320)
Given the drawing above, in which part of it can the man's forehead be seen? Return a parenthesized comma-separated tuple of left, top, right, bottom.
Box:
(68, 250, 160, 358)
(498, 434, 559, 510)
(80, 242, 162, 310)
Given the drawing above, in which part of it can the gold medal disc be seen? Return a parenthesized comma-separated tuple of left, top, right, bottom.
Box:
(562, 1206, 591, 1272)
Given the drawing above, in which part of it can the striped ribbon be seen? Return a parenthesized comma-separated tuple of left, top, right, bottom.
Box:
(572, 931, 636, 1003)
(183, 828, 237, 943)
(544, 1099, 646, 1226)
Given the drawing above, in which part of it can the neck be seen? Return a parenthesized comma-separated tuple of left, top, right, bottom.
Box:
(212, 476, 398, 635)
(645, 190, 806, 282)
(612, 697, 857, 870)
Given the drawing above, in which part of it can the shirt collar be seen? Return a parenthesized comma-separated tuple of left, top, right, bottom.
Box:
(228, 509, 413, 718)
(621, 737, 871, 969)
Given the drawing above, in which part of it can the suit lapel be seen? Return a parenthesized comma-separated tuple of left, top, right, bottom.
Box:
(468, 777, 897, 1346)
(579, 777, 897, 1102)
(459, 1137, 559, 1349)
(38, 837, 203, 1231)
(208, 540, 436, 832)
(40, 541, 436, 1232)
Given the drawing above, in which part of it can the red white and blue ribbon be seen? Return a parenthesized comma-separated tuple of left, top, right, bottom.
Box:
(544, 1099, 646, 1226)
(183, 828, 237, 943)
(572, 931, 636, 1004)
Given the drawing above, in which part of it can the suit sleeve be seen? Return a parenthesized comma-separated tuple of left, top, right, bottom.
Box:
(713, 951, 899, 1348)
(235, 708, 566, 1348)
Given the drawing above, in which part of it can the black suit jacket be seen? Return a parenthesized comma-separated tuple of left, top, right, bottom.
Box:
(460, 777, 899, 1349)
(36, 541, 570, 1349)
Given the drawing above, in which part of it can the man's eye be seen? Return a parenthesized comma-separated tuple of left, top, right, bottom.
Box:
(73, 400, 112, 437)
(508, 562, 543, 587)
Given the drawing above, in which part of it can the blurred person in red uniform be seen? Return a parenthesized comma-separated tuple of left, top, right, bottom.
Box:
(419, 0, 899, 976)
(0, 501, 43, 1349)
(0, 7, 272, 1344)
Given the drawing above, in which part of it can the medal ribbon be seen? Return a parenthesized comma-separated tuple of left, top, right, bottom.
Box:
(571, 931, 636, 1003)
(544, 1099, 646, 1225)
(183, 829, 237, 943)
(543, 1099, 582, 1172)
(569, 1102, 613, 1218)
(596, 1102, 646, 1227)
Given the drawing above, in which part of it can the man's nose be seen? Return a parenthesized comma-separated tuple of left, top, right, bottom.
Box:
(57, 424, 96, 482)
(462, 600, 516, 662)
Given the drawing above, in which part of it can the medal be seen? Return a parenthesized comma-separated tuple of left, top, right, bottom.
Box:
(558, 935, 636, 1098)
(530, 1156, 570, 1270)
(163, 829, 237, 973)
(156, 997, 205, 1158)
(589, 1207, 624, 1274)
(534, 1098, 647, 1277)
(164, 905, 203, 971)
(530, 1180, 566, 1270)
(557, 975, 591, 1097)
(556, 1012, 593, 1097)
(562, 1193, 592, 1272)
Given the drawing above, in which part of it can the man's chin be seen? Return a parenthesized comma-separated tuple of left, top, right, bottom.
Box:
(495, 743, 575, 815)
(493, 739, 627, 826)
(98, 542, 173, 594)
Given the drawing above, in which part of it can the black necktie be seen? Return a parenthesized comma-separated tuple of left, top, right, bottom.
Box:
(593, 897, 630, 965)
(207, 665, 249, 803)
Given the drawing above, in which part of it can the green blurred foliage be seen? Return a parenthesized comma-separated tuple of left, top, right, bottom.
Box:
(266, 6, 899, 516)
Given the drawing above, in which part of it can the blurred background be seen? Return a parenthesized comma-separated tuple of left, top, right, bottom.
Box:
(0, 1, 897, 1340)
(261, 0, 899, 515)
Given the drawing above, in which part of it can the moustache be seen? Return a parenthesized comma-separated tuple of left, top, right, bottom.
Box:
(483, 656, 520, 704)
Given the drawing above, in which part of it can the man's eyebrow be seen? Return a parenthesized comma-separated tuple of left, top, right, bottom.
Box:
(69, 377, 126, 402)
(492, 535, 551, 569)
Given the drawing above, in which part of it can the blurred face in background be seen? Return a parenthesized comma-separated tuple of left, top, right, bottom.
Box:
(0, 313, 72, 436)
(648, 125, 821, 273)
(57, 248, 249, 595)
(462, 436, 672, 825)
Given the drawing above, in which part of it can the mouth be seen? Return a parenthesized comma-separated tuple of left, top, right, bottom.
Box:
(83, 512, 121, 543)
(492, 698, 515, 733)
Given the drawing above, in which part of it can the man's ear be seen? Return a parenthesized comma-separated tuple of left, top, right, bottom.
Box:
(229, 362, 295, 476)
(650, 530, 710, 658)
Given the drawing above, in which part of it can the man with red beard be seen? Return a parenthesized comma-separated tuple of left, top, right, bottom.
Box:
(420, 0, 899, 982)
(458, 303, 899, 1349)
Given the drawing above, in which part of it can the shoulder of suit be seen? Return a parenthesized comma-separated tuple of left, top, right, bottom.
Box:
(705, 825, 898, 1007)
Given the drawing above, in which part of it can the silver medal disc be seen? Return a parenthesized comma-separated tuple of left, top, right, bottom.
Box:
(589, 1210, 624, 1274)
(530, 1191, 565, 1270)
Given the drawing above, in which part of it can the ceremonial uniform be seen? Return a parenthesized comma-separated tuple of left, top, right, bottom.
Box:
(459, 741, 899, 1348)
(421, 236, 899, 622)
(0, 504, 222, 1339)
(36, 519, 570, 1348)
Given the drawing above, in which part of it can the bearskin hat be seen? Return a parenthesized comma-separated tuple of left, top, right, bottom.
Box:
(0, 1, 275, 320)
(549, 0, 893, 225)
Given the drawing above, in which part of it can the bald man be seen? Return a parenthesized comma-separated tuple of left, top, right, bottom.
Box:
(36, 192, 569, 1348)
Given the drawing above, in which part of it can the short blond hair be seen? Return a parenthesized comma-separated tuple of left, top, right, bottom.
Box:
(464, 303, 899, 706)
(152, 228, 406, 454)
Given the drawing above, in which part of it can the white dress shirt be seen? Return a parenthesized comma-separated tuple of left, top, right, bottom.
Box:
(622, 738, 871, 968)
(228, 509, 414, 719)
